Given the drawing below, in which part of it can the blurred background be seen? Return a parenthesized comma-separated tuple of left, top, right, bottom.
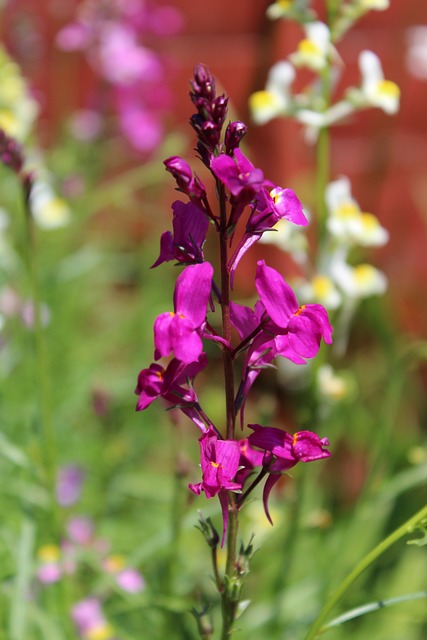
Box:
(0, 1, 426, 639)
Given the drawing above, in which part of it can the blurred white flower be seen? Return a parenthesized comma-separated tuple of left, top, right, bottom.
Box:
(30, 181, 71, 229)
(331, 259, 388, 298)
(290, 22, 332, 72)
(355, 50, 400, 114)
(406, 26, 427, 80)
(358, 0, 389, 9)
(0, 45, 39, 140)
(298, 274, 342, 310)
(317, 364, 354, 402)
(326, 176, 388, 246)
(249, 61, 295, 125)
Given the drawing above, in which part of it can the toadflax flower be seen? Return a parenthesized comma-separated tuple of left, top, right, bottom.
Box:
(348, 50, 400, 115)
(189, 427, 242, 545)
(154, 261, 213, 364)
(231, 261, 333, 417)
(326, 176, 389, 247)
(249, 61, 296, 125)
(255, 260, 333, 361)
(151, 200, 209, 267)
(135, 354, 208, 432)
(248, 424, 330, 523)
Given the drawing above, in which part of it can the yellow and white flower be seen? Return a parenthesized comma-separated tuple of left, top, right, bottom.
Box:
(30, 180, 71, 229)
(326, 176, 388, 246)
(0, 46, 39, 140)
(356, 50, 400, 114)
(249, 61, 295, 125)
(290, 22, 332, 72)
(298, 274, 342, 310)
(331, 259, 387, 298)
(317, 364, 355, 402)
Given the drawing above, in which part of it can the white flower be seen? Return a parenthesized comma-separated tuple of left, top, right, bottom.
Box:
(357, 50, 400, 114)
(298, 275, 342, 310)
(0, 46, 39, 140)
(290, 22, 331, 72)
(358, 0, 389, 9)
(331, 260, 388, 298)
(406, 26, 427, 80)
(30, 182, 71, 229)
(249, 61, 295, 125)
(326, 176, 388, 246)
(317, 364, 354, 402)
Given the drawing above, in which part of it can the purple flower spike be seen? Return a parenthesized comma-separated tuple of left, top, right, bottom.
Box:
(189, 427, 242, 545)
(248, 424, 330, 523)
(154, 262, 213, 364)
(152, 200, 209, 268)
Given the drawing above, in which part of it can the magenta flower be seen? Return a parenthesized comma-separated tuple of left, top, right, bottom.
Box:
(255, 260, 333, 361)
(135, 354, 208, 431)
(248, 424, 330, 523)
(189, 427, 242, 545)
(164, 156, 206, 202)
(154, 262, 213, 364)
(151, 200, 209, 268)
(210, 148, 265, 205)
(228, 188, 307, 286)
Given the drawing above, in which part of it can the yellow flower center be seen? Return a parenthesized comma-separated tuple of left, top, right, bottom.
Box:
(376, 80, 400, 99)
(104, 554, 126, 574)
(37, 544, 60, 563)
(249, 91, 281, 112)
(312, 275, 333, 299)
(298, 39, 322, 57)
(335, 201, 359, 219)
(354, 264, 376, 284)
(86, 624, 114, 640)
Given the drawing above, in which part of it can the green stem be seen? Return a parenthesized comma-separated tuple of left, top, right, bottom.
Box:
(24, 183, 58, 524)
(304, 503, 427, 640)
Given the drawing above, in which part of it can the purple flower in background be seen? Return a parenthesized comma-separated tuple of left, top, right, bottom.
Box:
(67, 516, 95, 546)
(151, 200, 209, 268)
(56, 465, 85, 506)
(72, 597, 114, 640)
(56, 0, 183, 154)
(36, 545, 62, 584)
(103, 555, 146, 593)
(248, 425, 331, 523)
(154, 262, 213, 364)
(189, 427, 242, 545)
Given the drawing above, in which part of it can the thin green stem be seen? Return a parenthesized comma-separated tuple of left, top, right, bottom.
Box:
(304, 504, 427, 640)
(24, 184, 58, 525)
